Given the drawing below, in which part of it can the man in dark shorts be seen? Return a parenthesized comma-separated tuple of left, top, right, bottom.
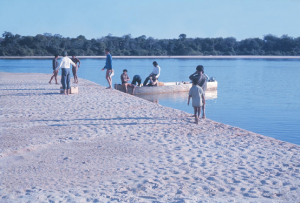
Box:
(49, 54, 59, 84)
(121, 69, 136, 95)
(71, 55, 81, 83)
(189, 65, 207, 118)
(131, 75, 142, 86)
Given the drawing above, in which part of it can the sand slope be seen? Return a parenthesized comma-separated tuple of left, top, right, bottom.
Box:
(0, 72, 300, 202)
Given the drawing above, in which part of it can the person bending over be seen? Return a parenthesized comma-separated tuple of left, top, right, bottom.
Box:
(131, 75, 142, 86)
(143, 61, 160, 86)
(71, 55, 81, 83)
(121, 69, 136, 95)
(49, 54, 59, 84)
(188, 78, 205, 124)
(101, 48, 113, 89)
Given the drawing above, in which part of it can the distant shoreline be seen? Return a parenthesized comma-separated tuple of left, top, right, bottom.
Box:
(1, 55, 300, 59)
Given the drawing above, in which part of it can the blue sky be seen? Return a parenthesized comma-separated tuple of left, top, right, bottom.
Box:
(0, 0, 299, 40)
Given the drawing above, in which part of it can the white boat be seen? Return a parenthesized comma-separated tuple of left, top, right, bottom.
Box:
(136, 90, 218, 103)
(114, 81, 218, 95)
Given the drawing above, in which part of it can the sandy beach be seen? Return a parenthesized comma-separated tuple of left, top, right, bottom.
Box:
(1, 55, 300, 59)
(0, 72, 300, 202)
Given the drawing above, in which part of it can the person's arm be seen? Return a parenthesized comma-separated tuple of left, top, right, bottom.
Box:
(189, 71, 197, 80)
(149, 77, 153, 84)
(102, 55, 111, 71)
(188, 88, 192, 105)
(55, 59, 63, 71)
(121, 74, 124, 83)
(155, 66, 160, 78)
(126, 75, 130, 82)
(202, 94, 205, 105)
(77, 59, 81, 68)
(70, 58, 76, 67)
(55, 60, 59, 72)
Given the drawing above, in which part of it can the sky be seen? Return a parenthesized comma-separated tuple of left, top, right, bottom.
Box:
(0, 0, 299, 41)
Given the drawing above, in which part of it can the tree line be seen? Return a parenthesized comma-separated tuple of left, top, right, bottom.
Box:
(1, 32, 300, 56)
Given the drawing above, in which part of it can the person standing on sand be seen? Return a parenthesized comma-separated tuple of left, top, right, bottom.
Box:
(101, 48, 113, 89)
(188, 78, 205, 124)
(49, 54, 59, 84)
(55, 52, 77, 95)
(189, 65, 207, 118)
(71, 55, 81, 83)
(121, 69, 136, 95)
(143, 61, 160, 86)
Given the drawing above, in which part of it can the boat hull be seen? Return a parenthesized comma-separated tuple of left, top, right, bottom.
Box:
(114, 81, 218, 95)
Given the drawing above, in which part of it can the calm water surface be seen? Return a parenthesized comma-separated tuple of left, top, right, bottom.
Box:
(1, 58, 300, 145)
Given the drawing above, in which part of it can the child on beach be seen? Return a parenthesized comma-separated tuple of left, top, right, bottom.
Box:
(188, 78, 205, 124)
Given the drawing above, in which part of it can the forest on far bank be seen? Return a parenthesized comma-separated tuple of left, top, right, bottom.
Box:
(1, 32, 300, 56)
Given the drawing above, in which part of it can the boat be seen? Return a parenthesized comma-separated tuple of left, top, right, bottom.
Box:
(114, 81, 218, 95)
(136, 90, 218, 103)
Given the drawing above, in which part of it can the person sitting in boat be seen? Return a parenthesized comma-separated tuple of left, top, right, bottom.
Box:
(189, 65, 207, 118)
(131, 75, 142, 87)
(147, 76, 158, 86)
(143, 61, 160, 86)
(121, 69, 136, 95)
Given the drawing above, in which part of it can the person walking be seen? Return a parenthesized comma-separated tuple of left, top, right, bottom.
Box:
(49, 54, 59, 84)
(55, 52, 77, 95)
(71, 55, 81, 83)
(143, 61, 160, 86)
(101, 48, 113, 89)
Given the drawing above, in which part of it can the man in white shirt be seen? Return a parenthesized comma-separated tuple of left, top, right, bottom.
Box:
(56, 52, 77, 95)
(143, 61, 161, 86)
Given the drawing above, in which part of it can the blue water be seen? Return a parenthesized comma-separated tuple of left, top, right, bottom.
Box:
(1, 58, 300, 145)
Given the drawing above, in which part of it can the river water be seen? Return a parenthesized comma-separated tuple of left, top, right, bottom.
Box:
(1, 58, 300, 145)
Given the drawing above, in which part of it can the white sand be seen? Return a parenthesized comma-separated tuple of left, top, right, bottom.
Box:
(0, 72, 300, 202)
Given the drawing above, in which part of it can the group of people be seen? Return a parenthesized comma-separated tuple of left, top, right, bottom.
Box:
(188, 65, 207, 123)
(119, 61, 161, 95)
(48, 48, 208, 124)
(49, 52, 81, 94)
(101, 48, 161, 94)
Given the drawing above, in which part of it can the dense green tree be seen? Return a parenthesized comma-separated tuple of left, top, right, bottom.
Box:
(1, 32, 300, 56)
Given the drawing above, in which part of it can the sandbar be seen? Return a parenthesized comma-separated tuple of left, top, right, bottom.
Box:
(0, 72, 299, 202)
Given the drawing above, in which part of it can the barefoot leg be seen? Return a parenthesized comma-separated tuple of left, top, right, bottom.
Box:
(202, 104, 206, 119)
(132, 85, 136, 95)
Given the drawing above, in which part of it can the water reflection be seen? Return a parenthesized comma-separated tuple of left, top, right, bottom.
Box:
(136, 90, 217, 104)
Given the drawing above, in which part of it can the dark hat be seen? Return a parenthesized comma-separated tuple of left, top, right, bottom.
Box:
(63, 51, 68, 56)
(123, 69, 128, 72)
